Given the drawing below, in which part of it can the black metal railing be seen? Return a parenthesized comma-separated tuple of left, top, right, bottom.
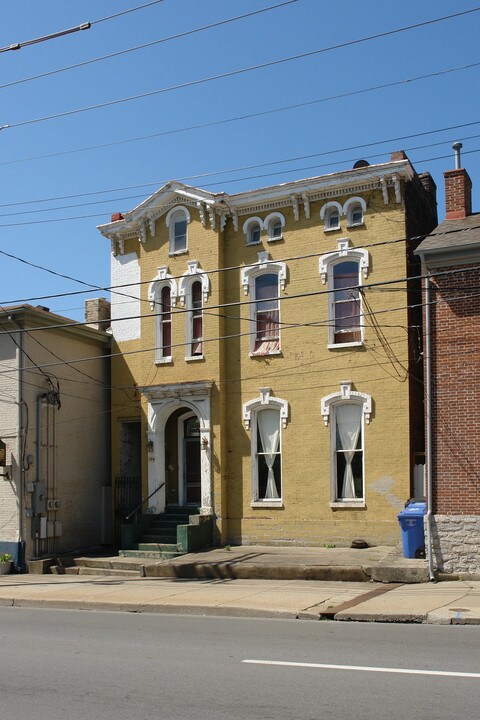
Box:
(114, 476, 141, 543)
(125, 481, 166, 522)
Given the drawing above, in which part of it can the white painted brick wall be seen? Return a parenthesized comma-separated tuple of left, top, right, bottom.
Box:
(432, 514, 480, 574)
(111, 252, 141, 341)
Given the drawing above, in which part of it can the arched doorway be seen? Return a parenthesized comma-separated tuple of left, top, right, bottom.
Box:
(164, 408, 201, 507)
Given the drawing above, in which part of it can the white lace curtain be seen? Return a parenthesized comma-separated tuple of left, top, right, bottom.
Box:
(336, 403, 362, 499)
(258, 409, 280, 499)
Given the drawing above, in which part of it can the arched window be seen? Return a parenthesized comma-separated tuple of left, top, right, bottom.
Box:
(344, 197, 366, 228)
(241, 252, 287, 356)
(321, 382, 372, 505)
(148, 267, 177, 364)
(243, 217, 263, 245)
(319, 239, 369, 347)
(166, 206, 190, 254)
(331, 260, 362, 344)
(320, 202, 342, 231)
(264, 212, 285, 242)
(189, 280, 203, 357)
(243, 388, 288, 505)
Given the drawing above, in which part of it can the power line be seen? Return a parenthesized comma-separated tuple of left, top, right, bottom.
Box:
(3, 131, 480, 220)
(0, 1, 166, 54)
(0, 2, 298, 91)
(2, 8, 479, 130)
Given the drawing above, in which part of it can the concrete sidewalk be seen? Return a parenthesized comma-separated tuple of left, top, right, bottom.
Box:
(1, 573, 480, 625)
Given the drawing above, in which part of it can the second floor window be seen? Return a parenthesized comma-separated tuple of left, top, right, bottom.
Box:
(331, 261, 361, 344)
(189, 280, 203, 357)
(159, 285, 172, 358)
(254, 273, 280, 354)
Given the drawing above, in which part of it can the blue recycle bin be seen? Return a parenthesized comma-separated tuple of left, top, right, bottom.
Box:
(397, 501, 427, 559)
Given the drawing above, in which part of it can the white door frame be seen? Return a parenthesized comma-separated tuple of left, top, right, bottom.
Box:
(139, 381, 213, 515)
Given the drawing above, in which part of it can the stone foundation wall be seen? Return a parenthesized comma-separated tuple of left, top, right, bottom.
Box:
(431, 515, 480, 574)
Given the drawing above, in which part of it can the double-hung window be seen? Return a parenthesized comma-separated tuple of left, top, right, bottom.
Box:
(243, 388, 288, 506)
(332, 261, 361, 344)
(321, 382, 371, 506)
(254, 274, 280, 354)
(148, 267, 177, 364)
(159, 285, 172, 358)
(166, 206, 190, 255)
(189, 280, 203, 357)
(320, 239, 369, 348)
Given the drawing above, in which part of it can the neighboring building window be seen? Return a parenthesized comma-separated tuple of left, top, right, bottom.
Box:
(320, 201, 342, 231)
(319, 239, 369, 347)
(243, 388, 289, 506)
(148, 267, 178, 364)
(345, 197, 366, 228)
(241, 252, 287, 357)
(331, 260, 361, 344)
(321, 381, 372, 506)
(189, 280, 203, 357)
(264, 212, 285, 242)
(254, 273, 280, 354)
(166, 206, 190, 254)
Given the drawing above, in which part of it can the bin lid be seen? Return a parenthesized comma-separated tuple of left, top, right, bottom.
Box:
(398, 501, 427, 517)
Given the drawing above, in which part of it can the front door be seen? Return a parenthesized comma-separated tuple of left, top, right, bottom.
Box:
(183, 416, 201, 506)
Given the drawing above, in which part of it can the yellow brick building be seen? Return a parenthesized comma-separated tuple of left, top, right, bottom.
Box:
(98, 152, 437, 549)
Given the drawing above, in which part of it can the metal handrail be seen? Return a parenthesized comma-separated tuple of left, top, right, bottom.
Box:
(125, 481, 165, 522)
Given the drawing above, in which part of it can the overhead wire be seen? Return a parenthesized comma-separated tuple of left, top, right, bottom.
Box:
(0, 2, 298, 91)
(2, 7, 480, 130)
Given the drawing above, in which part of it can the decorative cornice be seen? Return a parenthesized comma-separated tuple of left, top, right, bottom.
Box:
(319, 238, 370, 283)
(241, 251, 288, 295)
(148, 266, 178, 309)
(139, 380, 214, 402)
(178, 260, 210, 306)
(321, 381, 372, 426)
(242, 387, 289, 430)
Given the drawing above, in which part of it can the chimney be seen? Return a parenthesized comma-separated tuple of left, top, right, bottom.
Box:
(85, 298, 111, 331)
(445, 142, 472, 219)
(390, 150, 408, 162)
(111, 212, 124, 222)
(418, 172, 437, 206)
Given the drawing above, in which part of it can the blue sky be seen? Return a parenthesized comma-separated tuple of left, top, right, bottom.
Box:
(1, 0, 479, 320)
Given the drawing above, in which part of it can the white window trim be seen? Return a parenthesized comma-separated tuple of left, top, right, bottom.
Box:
(241, 251, 287, 356)
(243, 388, 288, 505)
(148, 267, 177, 364)
(321, 381, 372, 506)
(319, 238, 369, 348)
(320, 201, 342, 231)
(242, 216, 264, 245)
(165, 205, 190, 255)
(344, 196, 366, 228)
(264, 212, 285, 242)
(178, 261, 209, 359)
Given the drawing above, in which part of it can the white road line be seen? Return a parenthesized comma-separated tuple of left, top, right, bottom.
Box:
(243, 660, 480, 679)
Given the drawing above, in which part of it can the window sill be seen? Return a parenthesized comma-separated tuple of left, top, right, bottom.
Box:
(169, 249, 188, 257)
(249, 350, 282, 358)
(185, 355, 204, 362)
(245, 240, 262, 246)
(155, 357, 173, 365)
(346, 221, 365, 229)
(267, 235, 283, 243)
(324, 226, 341, 233)
(330, 501, 366, 509)
(251, 500, 284, 509)
(328, 341, 364, 350)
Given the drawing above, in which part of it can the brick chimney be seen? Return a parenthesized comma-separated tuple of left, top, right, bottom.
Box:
(111, 212, 124, 222)
(85, 297, 111, 330)
(445, 168, 472, 219)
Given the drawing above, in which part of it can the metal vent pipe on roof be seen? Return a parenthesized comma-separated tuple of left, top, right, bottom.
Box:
(452, 141, 463, 169)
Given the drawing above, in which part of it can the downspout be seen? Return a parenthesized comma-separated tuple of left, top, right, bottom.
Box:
(17, 325, 25, 566)
(422, 258, 435, 581)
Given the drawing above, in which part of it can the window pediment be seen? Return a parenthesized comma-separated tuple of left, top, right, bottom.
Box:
(319, 238, 369, 284)
(241, 251, 287, 295)
(148, 266, 178, 309)
(243, 387, 289, 430)
(321, 381, 372, 426)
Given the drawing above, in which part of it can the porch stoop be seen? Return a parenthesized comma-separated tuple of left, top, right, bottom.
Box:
(119, 507, 213, 560)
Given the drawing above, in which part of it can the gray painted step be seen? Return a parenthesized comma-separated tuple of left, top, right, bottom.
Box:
(120, 549, 183, 560)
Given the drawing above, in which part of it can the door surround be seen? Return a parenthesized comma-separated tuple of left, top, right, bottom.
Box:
(139, 381, 213, 515)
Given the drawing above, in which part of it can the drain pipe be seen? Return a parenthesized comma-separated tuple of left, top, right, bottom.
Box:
(423, 261, 436, 581)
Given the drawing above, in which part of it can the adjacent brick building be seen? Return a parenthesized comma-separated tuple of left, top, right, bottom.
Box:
(416, 155, 480, 573)
(98, 153, 437, 550)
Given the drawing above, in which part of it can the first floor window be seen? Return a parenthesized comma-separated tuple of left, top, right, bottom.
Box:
(190, 280, 203, 356)
(333, 403, 363, 500)
(254, 273, 280, 354)
(255, 408, 281, 500)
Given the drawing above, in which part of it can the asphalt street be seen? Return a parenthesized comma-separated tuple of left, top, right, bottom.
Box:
(1, 607, 479, 719)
